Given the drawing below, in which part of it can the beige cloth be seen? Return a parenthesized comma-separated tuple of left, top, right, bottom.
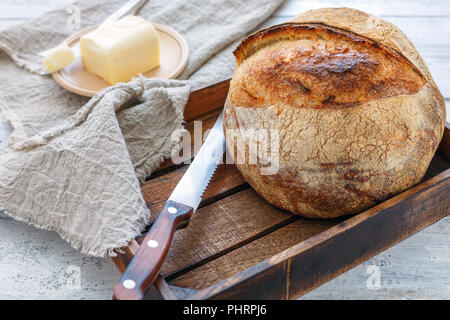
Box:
(0, 0, 284, 256)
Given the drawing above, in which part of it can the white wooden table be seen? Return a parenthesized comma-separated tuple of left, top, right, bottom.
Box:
(0, 0, 448, 300)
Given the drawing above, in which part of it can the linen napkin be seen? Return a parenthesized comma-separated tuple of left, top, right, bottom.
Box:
(0, 0, 284, 257)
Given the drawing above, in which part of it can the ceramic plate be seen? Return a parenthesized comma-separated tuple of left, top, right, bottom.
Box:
(53, 23, 188, 97)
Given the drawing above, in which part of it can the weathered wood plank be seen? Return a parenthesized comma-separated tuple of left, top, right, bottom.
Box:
(275, 0, 450, 17)
(0, 19, 26, 30)
(300, 215, 450, 300)
(0, 0, 69, 19)
(420, 52, 450, 101)
(0, 218, 120, 299)
(0, 124, 12, 147)
(259, 15, 450, 47)
(5, 0, 450, 19)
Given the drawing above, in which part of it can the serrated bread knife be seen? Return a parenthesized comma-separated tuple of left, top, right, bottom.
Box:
(113, 112, 225, 300)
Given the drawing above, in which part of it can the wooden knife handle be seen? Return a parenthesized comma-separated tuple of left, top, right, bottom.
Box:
(112, 200, 193, 300)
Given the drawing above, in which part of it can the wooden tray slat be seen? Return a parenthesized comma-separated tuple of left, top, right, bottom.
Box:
(142, 164, 246, 221)
(159, 188, 295, 277)
(184, 77, 230, 121)
(169, 217, 344, 290)
(438, 122, 450, 163)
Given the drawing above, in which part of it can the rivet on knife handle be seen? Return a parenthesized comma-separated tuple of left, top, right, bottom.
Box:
(112, 200, 193, 300)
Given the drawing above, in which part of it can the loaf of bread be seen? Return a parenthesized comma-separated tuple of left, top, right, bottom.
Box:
(224, 8, 446, 218)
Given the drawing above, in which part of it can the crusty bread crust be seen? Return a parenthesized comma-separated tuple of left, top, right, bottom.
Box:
(224, 8, 446, 218)
(231, 22, 426, 110)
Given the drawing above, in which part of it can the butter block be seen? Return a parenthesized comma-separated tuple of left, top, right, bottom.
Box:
(80, 15, 160, 85)
(40, 43, 74, 73)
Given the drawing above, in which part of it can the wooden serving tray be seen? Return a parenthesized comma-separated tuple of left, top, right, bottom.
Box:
(112, 78, 450, 300)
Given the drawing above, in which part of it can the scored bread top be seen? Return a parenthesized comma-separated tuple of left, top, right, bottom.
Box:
(231, 22, 426, 109)
(289, 8, 435, 83)
(230, 8, 446, 112)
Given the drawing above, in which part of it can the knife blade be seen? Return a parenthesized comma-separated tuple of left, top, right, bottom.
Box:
(99, 0, 149, 29)
(169, 111, 225, 210)
(113, 112, 225, 300)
